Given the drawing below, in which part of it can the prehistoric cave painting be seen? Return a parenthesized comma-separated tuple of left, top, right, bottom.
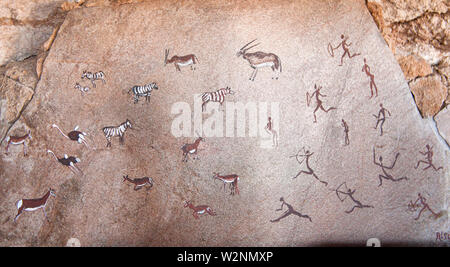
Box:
(327, 34, 361, 66)
(128, 82, 159, 104)
(291, 147, 328, 186)
(236, 39, 282, 81)
(372, 148, 408, 187)
(184, 201, 216, 219)
(265, 117, 279, 147)
(362, 58, 378, 98)
(373, 103, 391, 136)
(306, 84, 336, 123)
(181, 135, 204, 162)
(47, 149, 83, 175)
(14, 188, 56, 223)
(123, 175, 154, 191)
(81, 70, 106, 88)
(52, 124, 89, 148)
(201, 87, 235, 112)
(4, 130, 32, 156)
(414, 144, 443, 172)
(212, 173, 240, 195)
(407, 193, 440, 221)
(164, 49, 199, 72)
(341, 119, 350, 146)
(333, 182, 373, 214)
(270, 197, 312, 223)
(74, 82, 90, 96)
(101, 119, 132, 148)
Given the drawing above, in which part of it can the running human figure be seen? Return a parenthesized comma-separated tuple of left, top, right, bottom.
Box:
(291, 147, 328, 186)
(328, 34, 361, 66)
(264, 117, 278, 147)
(409, 193, 440, 220)
(334, 182, 373, 214)
(414, 144, 443, 171)
(341, 119, 350, 146)
(373, 148, 408, 187)
(362, 58, 378, 98)
(270, 197, 312, 223)
(306, 84, 336, 123)
(373, 103, 391, 136)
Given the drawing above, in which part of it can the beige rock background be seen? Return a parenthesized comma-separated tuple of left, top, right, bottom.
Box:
(0, 0, 448, 246)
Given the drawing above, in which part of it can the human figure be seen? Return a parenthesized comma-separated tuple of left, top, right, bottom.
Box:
(291, 147, 328, 186)
(373, 148, 408, 186)
(411, 193, 439, 220)
(373, 103, 391, 136)
(362, 58, 378, 98)
(328, 34, 361, 66)
(334, 183, 373, 214)
(414, 144, 443, 171)
(264, 117, 278, 147)
(341, 119, 349, 146)
(306, 84, 336, 123)
(270, 197, 312, 223)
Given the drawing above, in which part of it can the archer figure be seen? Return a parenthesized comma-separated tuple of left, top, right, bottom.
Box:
(414, 144, 443, 171)
(328, 34, 361, 66)
(341, 119, 350, 146)
(373, 103, 391, 136)
(409, 193, 440, 220)
(270, 197, 312, 223)
(264, 117, 278, 147)
(373, 148, 408, 187)
(291, 147, 328, 186)
(306, 84, 336, 123)
(362, 58, 378, 98)
(334, 182, 373, 214)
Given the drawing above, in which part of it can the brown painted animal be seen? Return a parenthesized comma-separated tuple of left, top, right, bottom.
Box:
(181, 136, 204, 162)
(123, 175, 154, 191)
(213, 173, 240, 195)
(164, 49, 199, 72)
(14, 188, 56, 222)
(4, 130, 32, 156)
(184, 201, 216, 219)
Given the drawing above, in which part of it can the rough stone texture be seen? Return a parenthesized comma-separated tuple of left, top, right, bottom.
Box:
(0, 0, 448, 247)
(398, 54, 433, 80)
(435, 107, 450, 145)
(409, 75, 447, 117)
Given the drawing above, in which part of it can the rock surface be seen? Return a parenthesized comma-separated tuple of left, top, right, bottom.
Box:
(409, 75, 447, 117)
(0, 0, 448, 246)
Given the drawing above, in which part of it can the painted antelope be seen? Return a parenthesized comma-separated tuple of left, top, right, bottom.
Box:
(81, 70, 106, 88)
(101, 119, 132, 147)
(51, 124, 89, 147)
(164, 49, 199, 72)
(123, 175, 154, 191)
(14, 188, 56, 223)
(128, 82, 158, 104)
(213, 173, 240, 195)
(4, 130, 32, 156)
(47, 149, 83, 175)
(74, 83, 90, 96)
(201, 87, 235, 111)
(184, 201, 216, 219)
(181, 136, 204, 162)
(236, 39, 282, 81)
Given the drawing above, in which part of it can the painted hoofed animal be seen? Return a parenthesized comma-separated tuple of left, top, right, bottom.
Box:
(213, 173, 240, 195)
(201, 87, 235, 111)
(181, 136, 204, 162)
(123, 175, 154, 191)
(164, 49, 199, 72)
(129, 82, 158, 104)
(5, 130, 32, 156)
(14, 188, 56, 223)
(102, 119, 132, 147)
(184, 201, 216, 219)
(81, 70, 106, 88)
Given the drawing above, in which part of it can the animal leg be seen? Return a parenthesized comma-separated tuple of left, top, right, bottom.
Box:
(14, 207, 24, 222)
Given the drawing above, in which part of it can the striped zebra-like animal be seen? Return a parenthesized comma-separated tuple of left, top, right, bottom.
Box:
(81, 71, 106, 88)
(101, 119, 132, 147)
(201, 87, 235, 111)
(129, 82, 158, 104)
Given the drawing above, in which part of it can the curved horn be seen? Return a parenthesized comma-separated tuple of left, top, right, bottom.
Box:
(240, 39, 257, 51)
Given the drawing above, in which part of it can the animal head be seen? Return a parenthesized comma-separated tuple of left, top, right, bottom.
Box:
(81, 71, 89, 79)
(184, 200, 192, 208)
(152, 83, 159, 90)
(125, 119, 132, 129)
(236, 39, 260, 57)
(212, 172, 219, 179)
(224, 86, 234, 95)
(49, 188, 56, 197)
(123, 175, 129, 182)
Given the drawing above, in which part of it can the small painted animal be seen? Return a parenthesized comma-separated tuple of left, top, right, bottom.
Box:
(47, 149, 82, 175)
(101, 119, 132, 147)
(129, 82, 158, 104)
(74, 83, 90, 96)
(181, 136, 204, 162)
(164, 49, 199, 72)
(51, 124, 89, 147)
(14, 188, 56, 223)
(123, 175, 154, 191)
(4, 130, 32, 156)
(213, 173, 240, 195)
(184, 201, 216, 219)
(81, 70, 105, 88)
(201, 87, 235, 111)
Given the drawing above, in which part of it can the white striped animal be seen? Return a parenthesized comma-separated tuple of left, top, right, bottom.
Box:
(129, 82, 158, 104)
(101, 119, 132, 147)
(51, 124, 89, 147)
(81, 70, 105, 88)
(237, 39, 282, 81)
(5, 130, 32, 156)
(201, 87, 235, 111)
(14, 188, 56, 223)
(74, 83, 90, 96)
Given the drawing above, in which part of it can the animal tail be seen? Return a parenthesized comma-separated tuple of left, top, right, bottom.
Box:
(277, 55, 282, 72)
(16, 199, 23, 209)
(51, 124, 69, 139)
